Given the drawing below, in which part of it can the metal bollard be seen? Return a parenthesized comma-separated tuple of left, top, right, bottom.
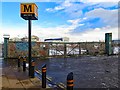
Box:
(42, 64, 46, 88)
(23, 56, 26, 72)
(18, 55, 21, 68)
(67, 72, 74, 90)
(30, 60, 35, 78)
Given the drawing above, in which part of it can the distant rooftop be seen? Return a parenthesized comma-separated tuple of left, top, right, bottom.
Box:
(112, 40, 120, 44)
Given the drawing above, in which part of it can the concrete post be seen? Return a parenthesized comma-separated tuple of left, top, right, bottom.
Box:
(105, 33, 112, 55)
(3, 37, 9, 59)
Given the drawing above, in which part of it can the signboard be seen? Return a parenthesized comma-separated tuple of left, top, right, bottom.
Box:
(21, 3, 38, 20)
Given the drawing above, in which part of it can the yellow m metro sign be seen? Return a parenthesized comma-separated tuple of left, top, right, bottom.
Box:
(21, 3, 38, 20)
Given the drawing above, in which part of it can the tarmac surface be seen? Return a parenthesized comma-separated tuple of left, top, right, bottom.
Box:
(35, 55, 119, 88)
(0, 55, 119, 89)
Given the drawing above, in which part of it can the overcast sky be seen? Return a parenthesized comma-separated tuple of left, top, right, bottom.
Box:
(0, 0, 119, 43)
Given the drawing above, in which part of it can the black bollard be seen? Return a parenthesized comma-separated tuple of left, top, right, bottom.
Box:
(23, 56, 26, 72)
(30, 60, 35, 78)
(67, 72, 73, 90)
(18, 55, 21, 68)
(42, 64, 46, 88)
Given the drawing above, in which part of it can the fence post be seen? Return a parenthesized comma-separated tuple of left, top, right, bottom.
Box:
(23, 56, 26, 72)
(79, 43, 81, 55)
(18, 55, 21, 68)
(64, 43, 67, 57)
(30, 60, 35, 78)
(67, 72, 73, 90)
(42, 64, 46, 88)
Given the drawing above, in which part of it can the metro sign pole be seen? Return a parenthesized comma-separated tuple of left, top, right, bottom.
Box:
(28, 19, 32, 77)
(20, 3, 38, 78)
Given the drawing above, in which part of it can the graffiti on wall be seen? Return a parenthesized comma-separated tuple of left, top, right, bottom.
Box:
(16, 42, 28, 51)
(8, 43, 16, 58)
(8, 41, 48, 58)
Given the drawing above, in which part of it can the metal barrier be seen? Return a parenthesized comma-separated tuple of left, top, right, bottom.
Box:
(23, 56, 26, 72)
(67, 72, 73, 90)
(30, 60, 35, 78)
(18, 55, 21, 68)
(42, 64, 46, 88)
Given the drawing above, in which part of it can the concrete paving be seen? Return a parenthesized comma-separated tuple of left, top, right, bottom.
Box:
(0, 58, 50, 90)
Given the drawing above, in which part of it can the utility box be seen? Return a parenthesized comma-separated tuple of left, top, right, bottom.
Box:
(20, 3, 38, 20)
(105, 33, 112, 55)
